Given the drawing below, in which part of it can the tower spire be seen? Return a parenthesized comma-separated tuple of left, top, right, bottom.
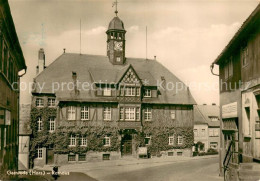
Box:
(112, 0, 118, 16)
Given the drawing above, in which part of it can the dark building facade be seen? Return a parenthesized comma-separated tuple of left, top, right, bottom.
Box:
(28, 14, 196, 167)
(212, 3, 260, 181)
(0, 0, 27, 178)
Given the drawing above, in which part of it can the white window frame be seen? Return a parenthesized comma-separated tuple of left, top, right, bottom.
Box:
(194, 129, 198, 137)
(136, 87, 140, 96)
(145, 134, 151, 145)
(125, 107, 135, 120)
(68, 106, 76, 120)
(170, 110, 176, 120)
(168, 134, 174, 145)
(144, 107, 152, 121)
(177, 135, 183, 145)
(36, 98, 44, 107)
(103, 88, 112, 96)
(49, 117, 55, 132)
(48, 98, 56, 107)
(81, 106, 89, 120)
(104, 136, 110, 146)
(125, 87, 135, 96)
(136, 107, 140, 121)
(80, 136, 87, 147)
(69, 135, 76, 147)
(119, 107, 124, 120)
(36, 147, 43, 159)
(37, 117, 43, 131)
(144, 89, 151, 97)
(104, 107, 111, 121)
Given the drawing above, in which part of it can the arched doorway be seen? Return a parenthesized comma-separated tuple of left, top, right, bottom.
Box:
(121, 133, 132, 156)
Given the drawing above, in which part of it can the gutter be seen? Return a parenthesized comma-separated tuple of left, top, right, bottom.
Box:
(210, 63, 219, 77)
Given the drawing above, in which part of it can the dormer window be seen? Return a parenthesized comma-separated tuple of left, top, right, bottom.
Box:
(125, 87, 135, 96)
(144, 89, 151, 97)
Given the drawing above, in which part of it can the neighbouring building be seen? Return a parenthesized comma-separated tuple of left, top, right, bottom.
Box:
(193, 104, 220, 152)
(211, 3, 260, 181)
(0, 0, 27, 178)
(28, 10, 196, 168)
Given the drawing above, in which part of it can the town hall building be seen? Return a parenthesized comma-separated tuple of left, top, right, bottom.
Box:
(26, 9, 196, 167)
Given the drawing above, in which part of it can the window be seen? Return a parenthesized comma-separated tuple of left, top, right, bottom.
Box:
(168, 152, 174, 156)
(36, 98, 44, 107)
(194, 129, 198, 137)
(104, 107, 111, 121)
(104, 136, 110, 146)
(68, 106, 76, 120)
(119, 107, 124, 120)
(209, 116, 218, 122)
(177, 152, 183, 156)
(136, 87, 140, 96)
(81, 106, 89, 120)
(37, 117, 43, 131)
(145, 134, 151, 145)
(116, 57, 121, 62)
(136, 107, 140, 120)
(68, 154, 76, 161)
(245, 107, 251, 135)
(201, 129, 206, 137)
(144, 108, 152, 121)
(48, 98, 55, 107)
(80, 136, 87, 147)
(69, 135, 76, 147)
(168, 134, 174, 145)
(103, 154, 110, 160)
(224, 57, 233, 79)
(125, 107, 135, 120)
(177, 135, 183, 145)
(228, 57, 233, 77)
(210, 142, 218, 149)
(144, 89, 151, 97)
(36, 147, 43, 159)
(209, 129, 213, 137)
(242, 46, 248, 66)
(125, 87, 135, 96)
(78, 154, 86, 161)
(170, 110, 176, 120)
(49, 117, 55, 132)
(103, 88, 112, 96)
(213, 129, 219, 136)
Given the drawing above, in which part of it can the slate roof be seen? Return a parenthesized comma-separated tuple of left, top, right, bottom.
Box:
(107, 16, 125, 31)
(213, 3, 260, 65)
(194, 105, 220, 127)
(33, 53, 196, 105)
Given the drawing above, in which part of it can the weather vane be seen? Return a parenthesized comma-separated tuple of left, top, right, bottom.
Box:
(112, 0, 118, 16)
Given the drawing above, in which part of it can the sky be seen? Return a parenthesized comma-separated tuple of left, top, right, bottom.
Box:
(9, 0, 260, 105)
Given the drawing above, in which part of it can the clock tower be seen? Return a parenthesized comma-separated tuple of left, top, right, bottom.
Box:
(106, 15, 126, 65)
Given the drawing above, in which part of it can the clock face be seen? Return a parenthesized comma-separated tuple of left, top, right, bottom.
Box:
(114, 41, 123, 51)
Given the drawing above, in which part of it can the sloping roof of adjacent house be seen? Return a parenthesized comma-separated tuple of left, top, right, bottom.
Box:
(213, 3, 260, 65)
(194, 105, 220, 127)
(33, 53, 196, 105)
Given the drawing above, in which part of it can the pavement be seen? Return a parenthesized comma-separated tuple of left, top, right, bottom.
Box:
(33, 155, 221, 181)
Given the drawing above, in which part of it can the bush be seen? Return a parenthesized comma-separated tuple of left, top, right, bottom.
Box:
(207, 148, 218, 154)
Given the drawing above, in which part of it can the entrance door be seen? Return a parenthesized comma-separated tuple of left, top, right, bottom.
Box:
(46, 149, 54, 165)
(121, 134, 132, 156)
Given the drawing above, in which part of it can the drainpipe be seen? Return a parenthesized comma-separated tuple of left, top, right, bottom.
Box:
(210, 63, 219, 76)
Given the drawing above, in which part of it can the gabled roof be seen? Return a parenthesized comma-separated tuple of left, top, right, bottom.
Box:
(213, 3, 260, 65)
(194, 105, 220, 127)
(33, 53, 196, 105)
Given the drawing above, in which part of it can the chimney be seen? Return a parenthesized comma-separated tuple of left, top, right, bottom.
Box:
(63, 48, 66, 54)
(72, 71, 79, 95)
(36, 48, 45, 75)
